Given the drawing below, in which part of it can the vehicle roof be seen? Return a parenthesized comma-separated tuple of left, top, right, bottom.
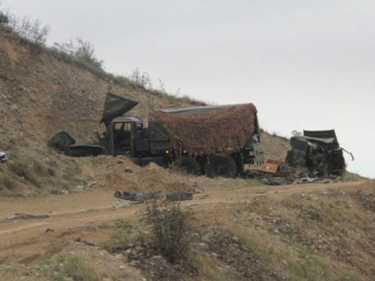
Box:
(303, 129, 339, 146)
(157, 103, 257, 115)
(291, 135, 336, 144)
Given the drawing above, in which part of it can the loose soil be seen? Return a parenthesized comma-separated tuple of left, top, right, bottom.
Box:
(0, 26, 373, 280)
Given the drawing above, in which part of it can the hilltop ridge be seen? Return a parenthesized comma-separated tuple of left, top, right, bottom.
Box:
(0, 26, 289, 193)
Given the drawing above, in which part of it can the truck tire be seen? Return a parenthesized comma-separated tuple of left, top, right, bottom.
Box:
(174, 157, 202, 176)
(205, 156, 237, 178)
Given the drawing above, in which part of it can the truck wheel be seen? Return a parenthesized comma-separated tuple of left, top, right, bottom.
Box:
(175, 157, 202, 176)
(205, 156, 237, 178)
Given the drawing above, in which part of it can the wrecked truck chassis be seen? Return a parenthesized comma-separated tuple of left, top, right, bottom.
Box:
(285, 130, 352, 177)
(48, 93, 264, 178)
(47, 131, 108, 157)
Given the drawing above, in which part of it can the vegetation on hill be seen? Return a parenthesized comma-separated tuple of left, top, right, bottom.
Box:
(0, 4, 206, 103)
(0, 6, 372, 281)
(0, 8, 205, 195)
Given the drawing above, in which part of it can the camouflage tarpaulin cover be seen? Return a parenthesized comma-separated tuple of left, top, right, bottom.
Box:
(149, 103, 257, 156)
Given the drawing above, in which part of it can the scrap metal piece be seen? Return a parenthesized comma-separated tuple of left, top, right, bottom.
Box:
(253, 143, 265, 165)
(259, 159, 283, 174)
(0, 151, 7, 163)
(285, 130, 350, 177)
(166, 192, 193, 201)
(115, 190, 163, 201)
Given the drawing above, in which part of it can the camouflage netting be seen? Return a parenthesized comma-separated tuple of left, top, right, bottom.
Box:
(149, 104, 257, 156)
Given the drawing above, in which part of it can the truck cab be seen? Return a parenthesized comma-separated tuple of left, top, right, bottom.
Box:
(98, 116, 168, 167)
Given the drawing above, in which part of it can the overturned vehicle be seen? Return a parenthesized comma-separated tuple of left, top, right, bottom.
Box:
(48, 93, 264, 178)
(285, 130, 353, 178)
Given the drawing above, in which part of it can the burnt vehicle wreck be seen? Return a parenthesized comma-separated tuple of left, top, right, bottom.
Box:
(48, 93, 264, 178)
(285, 130, 354, 177)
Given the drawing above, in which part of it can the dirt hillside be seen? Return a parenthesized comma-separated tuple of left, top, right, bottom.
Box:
(1, 26, 373, 281)
(0, 26, 289, 194)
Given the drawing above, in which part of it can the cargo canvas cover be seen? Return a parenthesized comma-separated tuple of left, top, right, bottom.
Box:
(48, 93, 264, 177)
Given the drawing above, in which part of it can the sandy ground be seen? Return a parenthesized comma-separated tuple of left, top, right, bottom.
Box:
(0, 178, 363, 264)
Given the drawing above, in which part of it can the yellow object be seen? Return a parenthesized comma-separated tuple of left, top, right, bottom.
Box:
(259, 159, 283, 174)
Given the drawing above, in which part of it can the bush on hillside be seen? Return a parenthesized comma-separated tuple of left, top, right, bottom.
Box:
(144, 199, 194, 264)
(130, 68, 153, 90)
(53, 37, 104, 73)
(0, 7, 49, 45)
(18, 17, 50, 45)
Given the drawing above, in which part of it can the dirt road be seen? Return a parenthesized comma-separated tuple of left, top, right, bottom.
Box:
(0, 179, 364, 264)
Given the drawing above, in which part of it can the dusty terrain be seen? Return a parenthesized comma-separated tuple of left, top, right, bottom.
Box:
(0, 26, 374, 280)
(0, 159, 373, 280)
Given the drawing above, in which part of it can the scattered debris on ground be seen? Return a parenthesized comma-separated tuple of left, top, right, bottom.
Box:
(242, 158, 345, 186)
(6, 213, 49, 220)
(114, 190, 164, 201)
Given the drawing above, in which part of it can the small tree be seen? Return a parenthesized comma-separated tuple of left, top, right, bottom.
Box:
(29, 19, 50, 45)
(53, 37, 104, 71)
(0, 6, 50, 45)
(144, 199, 193, 264)
(74, 37, 103, 69)
(16, 16, 50, 45)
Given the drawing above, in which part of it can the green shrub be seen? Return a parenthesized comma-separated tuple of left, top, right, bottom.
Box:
(52, 37, 104, 73)
(0, 9, 49, 45)
(130, 68, 153, 90)
(144, 200, 193, 264)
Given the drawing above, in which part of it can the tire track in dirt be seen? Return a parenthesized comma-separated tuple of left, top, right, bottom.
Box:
(0, 180, 365, 263)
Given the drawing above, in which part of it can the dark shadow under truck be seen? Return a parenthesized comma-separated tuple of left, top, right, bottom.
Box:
(48, 93, 264, 178)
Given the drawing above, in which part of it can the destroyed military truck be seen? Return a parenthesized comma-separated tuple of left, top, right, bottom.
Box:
(285, 130, 354, 177)
(48, 93, 264, 177)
